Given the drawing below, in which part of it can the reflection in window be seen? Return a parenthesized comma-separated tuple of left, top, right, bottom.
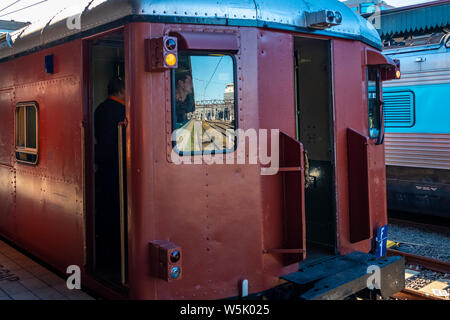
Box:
(15, 102, 38, 164)
(367, 67, 381, 139)
(172, 54, 236, 154)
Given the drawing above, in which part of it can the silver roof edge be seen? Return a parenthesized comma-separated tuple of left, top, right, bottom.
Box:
(0, 0, 381, 61)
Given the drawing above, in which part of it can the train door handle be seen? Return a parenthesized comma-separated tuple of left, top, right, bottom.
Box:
(376, 101, 385, 145)
(118, 120, 128, 285)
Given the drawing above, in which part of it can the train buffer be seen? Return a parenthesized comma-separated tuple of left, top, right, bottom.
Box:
(282, 251, 405, 300)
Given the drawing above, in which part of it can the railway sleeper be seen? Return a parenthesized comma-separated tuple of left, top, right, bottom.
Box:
(279, 252, 405, 300)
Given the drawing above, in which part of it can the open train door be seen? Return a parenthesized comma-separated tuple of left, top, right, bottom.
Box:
(293, 37, 337, 261)
(83, 30, 129, 294)
(276, 132, 307, 265)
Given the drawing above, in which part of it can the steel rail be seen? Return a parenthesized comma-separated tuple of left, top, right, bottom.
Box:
(387, 249, 450, 274)
(392, 288, 447, 300)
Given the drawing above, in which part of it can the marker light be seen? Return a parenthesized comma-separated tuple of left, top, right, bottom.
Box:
(165, 38, 177, 51)
(170, 250, 181, 263)
(170, 266, 181, 279)
(395, 70, 401, 79)
(335, 11, 343, 24)
(165, 53, 177, 66)
(327, 11, 335, 22)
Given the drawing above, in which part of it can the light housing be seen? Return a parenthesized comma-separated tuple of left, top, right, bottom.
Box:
(149, 240, 182, 282)
(146, 36, 178, 72)
(306, 10, 343, 30)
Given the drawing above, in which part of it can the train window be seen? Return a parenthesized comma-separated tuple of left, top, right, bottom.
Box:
(172, 53, 236, 155)
(15, 102, 38, 164)
(367, 66, 381, 139)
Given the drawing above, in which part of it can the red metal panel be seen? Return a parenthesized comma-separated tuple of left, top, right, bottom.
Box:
(0, 40, 84, 273)
(333, 40, 367, 254)
(347, 128, 372, 243)
(365, 48, 399, 81)
(257, 29, 300, 280)
(365, 47, 396, 67)
(0, 165, 15, 238)
(333, 40, 388, 254)
(0, 89, 14, 166)
(124, 21, 158, 300)
(127, 22, 268, 300)
(170, 31, 239, 52)
(279, 132, 306, 264)
(124, 23, 303, 299)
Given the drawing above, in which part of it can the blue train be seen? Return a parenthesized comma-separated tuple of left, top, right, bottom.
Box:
(382, 33, 450, 218)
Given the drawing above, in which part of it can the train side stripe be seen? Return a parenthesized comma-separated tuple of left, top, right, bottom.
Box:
(384, 69, 450, 87)
(385, 132, 450, 170)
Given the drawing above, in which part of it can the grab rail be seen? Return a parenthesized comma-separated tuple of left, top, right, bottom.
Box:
(118, 120, 128, 285)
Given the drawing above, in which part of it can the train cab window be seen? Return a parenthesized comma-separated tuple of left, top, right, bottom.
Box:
(172, 53, 236, 155)
(367, 66, 381, 139)
(15, 102, 38, 164)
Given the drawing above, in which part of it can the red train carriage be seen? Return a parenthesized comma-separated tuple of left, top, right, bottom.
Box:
(0, 0, 404, 299)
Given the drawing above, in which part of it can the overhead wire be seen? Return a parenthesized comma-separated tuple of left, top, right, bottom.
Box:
(202, 56, 224, 100)
(0, 0, 22, 14)
(0, 0, 48, 18)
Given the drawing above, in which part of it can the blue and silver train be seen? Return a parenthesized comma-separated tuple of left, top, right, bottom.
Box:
(383, 33, 450, 218)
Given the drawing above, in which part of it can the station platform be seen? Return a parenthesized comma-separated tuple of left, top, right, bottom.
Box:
(0, 240, 95, 300)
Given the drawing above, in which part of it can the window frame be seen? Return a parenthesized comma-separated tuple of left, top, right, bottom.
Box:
(367, 66, 382, 140)
(170, 51, 239, 156)
(15, 101, 39, 165)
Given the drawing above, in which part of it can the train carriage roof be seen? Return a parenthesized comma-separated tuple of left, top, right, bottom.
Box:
(0, 0, 382, 61)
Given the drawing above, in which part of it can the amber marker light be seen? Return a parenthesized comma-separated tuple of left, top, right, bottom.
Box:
(165, 53, 177, 66)
(396, 70, 401, 79)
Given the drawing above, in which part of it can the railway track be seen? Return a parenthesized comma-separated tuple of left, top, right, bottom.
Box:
(389, 217, 450, 235)
(393, 288, 447, 300)
(388, 249, 450, 300)
(387, 249, 450, 274)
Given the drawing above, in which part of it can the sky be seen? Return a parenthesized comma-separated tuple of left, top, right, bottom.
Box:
(0, 0, 80, 21)
(380, 0, 436, 6)
(0, 0, 440, 22)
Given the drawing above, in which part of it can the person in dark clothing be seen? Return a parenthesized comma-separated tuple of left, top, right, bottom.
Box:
(175, 72, 195, 126)
(94, 77, 126, 276)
